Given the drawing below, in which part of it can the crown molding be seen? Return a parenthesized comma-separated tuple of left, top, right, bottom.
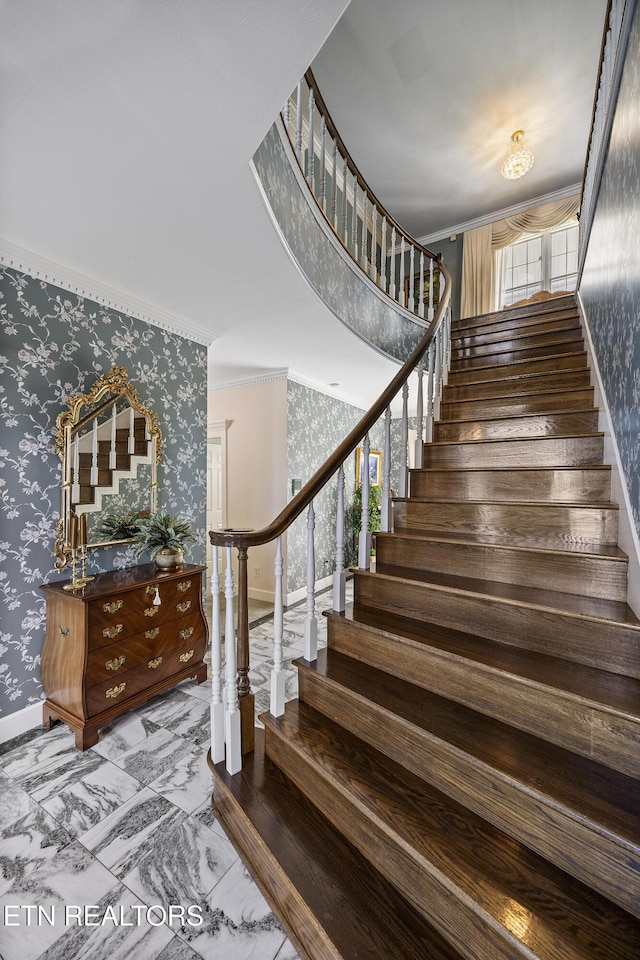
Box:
(208, 366, 367, 409)
(0, 239, 215, 346)
(418, 184, 582, 245)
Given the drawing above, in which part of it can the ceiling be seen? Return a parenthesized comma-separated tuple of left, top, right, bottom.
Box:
(0, 1, 607, 411)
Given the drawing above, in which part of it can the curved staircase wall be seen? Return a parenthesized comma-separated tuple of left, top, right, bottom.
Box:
(251, 120, 426, 365)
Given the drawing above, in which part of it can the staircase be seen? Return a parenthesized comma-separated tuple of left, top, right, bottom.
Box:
(73, 416, 150, 508)
(211, 294, 640, 960)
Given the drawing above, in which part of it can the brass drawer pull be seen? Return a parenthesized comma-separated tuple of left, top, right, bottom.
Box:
(144, 606, 158, 618)
(103, 600, 123, 614)
(103, 624, 123, 639)
(177, 580, 191, 592)
(145, 584, 158, 595)
(179, 649, 195, 663)
(106, 682, 126, 699)
(176, 600, 191, 613)
(59, 625, 69, 637)
(145, 627, 160, 639)
(105, 655, 126, 672)
(179, 626, 194, 641)
(148, 656, 163, 669)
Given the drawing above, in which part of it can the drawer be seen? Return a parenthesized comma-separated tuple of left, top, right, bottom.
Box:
(87, 578, 202, 650)
(86, 631, 207, 718)
(85, 611, 205, 686)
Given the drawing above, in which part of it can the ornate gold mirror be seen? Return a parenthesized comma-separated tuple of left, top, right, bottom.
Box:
(54, 365, 162, 570)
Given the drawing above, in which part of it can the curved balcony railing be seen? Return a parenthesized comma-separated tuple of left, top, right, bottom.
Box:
(284, 70, 442, 324)
(209, 72, 453, 774)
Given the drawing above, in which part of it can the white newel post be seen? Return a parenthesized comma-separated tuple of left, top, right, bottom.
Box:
(358, 434, 372, 570)
(304, 503, 318, 661)
(443, 302, 452, 386)
(333, 465, 346, 612)
(415, 359, 424, 470)
(224, 546, 241, 775)
(90, 419, 99, 486)
(270, 536, 285, 716)
(399, 382, 409, 499)
(381, 407, 392, 533)
(434, 327, 443, 422)
(210, 546, 224, 764)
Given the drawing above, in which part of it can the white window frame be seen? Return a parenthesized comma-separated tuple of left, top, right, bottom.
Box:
(497, 220, 579, 308)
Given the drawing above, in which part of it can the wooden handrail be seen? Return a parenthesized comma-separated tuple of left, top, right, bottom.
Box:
(579, 0, 613, 213)
(303, 69, 439, 266)
(210, 256, 451, 553)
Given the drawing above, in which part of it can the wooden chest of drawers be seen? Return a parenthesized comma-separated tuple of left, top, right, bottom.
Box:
(41, 563, 208, 749)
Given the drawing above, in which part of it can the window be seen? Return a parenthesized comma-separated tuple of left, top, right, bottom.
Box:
(501, 221, 578, 307)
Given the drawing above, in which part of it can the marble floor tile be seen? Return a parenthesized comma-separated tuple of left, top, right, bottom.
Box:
(135, 689, 196, 727)
(33, 884, 175, 960)
(176, 858, 286, 960)
(78, 788, 187, 879)
(0, 722, 49, 759)
(191, 799, 229, 844)
(148, 745, 213, 814)
(0, 770, 37, 831)
(6, 741, 106, 805)
(122, 814, 238, 919)
(107, 727, 193, 786)
(179, 678, 213, 702)
(274, 939, 302, 960)
(1, 723, 78, 780)
(41, 762, 142, 838)
(0, 843, 119, 960)
(0, 796, 73, 896)
(158, 698, 211, 746)
(153, 935, 203, 960)
(92, 713, 162, 762)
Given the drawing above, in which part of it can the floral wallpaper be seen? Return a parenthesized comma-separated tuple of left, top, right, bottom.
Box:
(286, 380, 384, 594)
(253, 122, 425, 365)
(579, 1, 640, 535)
(0, 267, 207, 719)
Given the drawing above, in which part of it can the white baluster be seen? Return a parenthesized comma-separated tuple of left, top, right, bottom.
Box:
(400, 236, 406, 307)
(418, 251, 425, 319)
(295, 80, 303, 162)
(128, 404, 135, 454)
(224, 546, 241, 774)
(361, 194, 368, 270)
(331, 138, 338, 228)
(370, 205, 378, 281)
(283, 95, 290, 131)
(425, 341, 435, 444)
(307, 89, 315, 187)
(434, 327, 443, 422)
(109, 405, 117, 470)
(71, 435, 80, 503)
(380, 217, 387, 292)
(333, 465, 346, 612)
(358, 434, 371, 569)
(442, 303, 452, 386)
(320, 117, 326, 211)
(304, 503, 318, 661)
(90, 419, 99, 486)
(399, 382, 409, 499)
(210, 546, 224, 763)
(381, 408, 392, 533)
(352, 181, 359, 260)
(341, 157, 348, 243)
(428, 257, 434, 322)
(415, 360, 424, 470)
(409, 244, 415, 312)
(270, 536, 285, 716)
(389, 226, 397, 299)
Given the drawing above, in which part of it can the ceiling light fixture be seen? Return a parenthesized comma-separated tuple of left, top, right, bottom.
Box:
(501, 130, 534, 180)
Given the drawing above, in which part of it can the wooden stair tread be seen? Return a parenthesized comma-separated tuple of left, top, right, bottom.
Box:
(301, 648, 640, 850)
(356, 565, 639, 626)
(330, 606, 640, 719)
(426, 431, 604, 447)
(211, 736, 464, 960)
(375, 529, 628, 562)
(452, 300, 577, 332)
(411, 464, 611, 473)
(263, 702, 640, 960)
(436, 407, 596, 426)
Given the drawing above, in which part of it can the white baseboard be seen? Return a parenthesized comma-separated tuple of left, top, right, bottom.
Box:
(0, 701, 43, 745)
(577, 291, 640, 616)
(285, 574, 333, 608)
(247, 586, 276, 603)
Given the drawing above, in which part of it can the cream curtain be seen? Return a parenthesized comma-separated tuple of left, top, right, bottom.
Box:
(460, 194, 581, 318)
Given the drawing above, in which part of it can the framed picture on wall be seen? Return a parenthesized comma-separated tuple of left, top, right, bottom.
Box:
(404, 269, 440, 311)
(356, 447, 382, 487)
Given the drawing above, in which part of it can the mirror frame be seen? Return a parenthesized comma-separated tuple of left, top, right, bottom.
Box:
(54, 365, 162, 570)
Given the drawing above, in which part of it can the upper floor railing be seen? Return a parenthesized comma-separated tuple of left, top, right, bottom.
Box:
(283, 70, 442, 322)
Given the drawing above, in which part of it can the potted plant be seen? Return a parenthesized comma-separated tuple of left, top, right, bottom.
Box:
(132, 507, 197, 569)
(96, 508, 148, 542)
